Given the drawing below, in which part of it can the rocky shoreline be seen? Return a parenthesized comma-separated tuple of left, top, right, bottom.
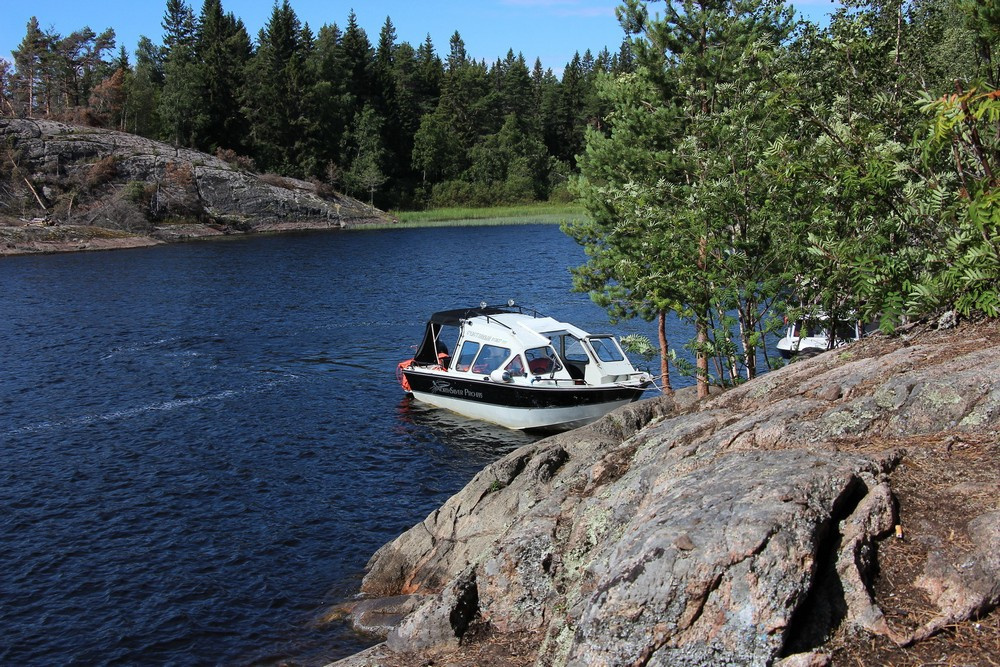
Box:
(326, 321, 1000, 666)
(0, 218, 372, 257)
(1, 118, 391, 257)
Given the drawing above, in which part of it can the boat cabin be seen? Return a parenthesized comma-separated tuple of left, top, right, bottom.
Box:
(409, 305, 644, 387)
(399, 303, 652, 430)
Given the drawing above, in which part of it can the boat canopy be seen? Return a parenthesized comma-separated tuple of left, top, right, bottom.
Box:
(412, 305, 522, 364)
(411, 304, 595, 365)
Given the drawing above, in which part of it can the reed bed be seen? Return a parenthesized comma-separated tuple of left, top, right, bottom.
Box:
(358, 204, 588, 229)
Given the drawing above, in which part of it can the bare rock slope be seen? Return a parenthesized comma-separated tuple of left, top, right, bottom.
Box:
(331, 322, 1000, 666)
(1, 118, 388, 255)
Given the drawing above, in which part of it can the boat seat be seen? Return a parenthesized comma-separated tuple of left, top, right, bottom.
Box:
(529, 358, 552, 374)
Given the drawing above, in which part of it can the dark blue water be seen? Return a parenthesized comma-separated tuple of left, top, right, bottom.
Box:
(0, 224, 685, 665)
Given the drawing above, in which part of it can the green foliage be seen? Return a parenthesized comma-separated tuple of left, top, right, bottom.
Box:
(909, 86, 1000, 317)
(194, 0, 251, 152)
(570, 0, 796, 393)
(10, 17, 117, 119)
(771, 0, 996, 332)
(6, 0, 1000, 336)
(122, 180, 149, 203)
(343, 104, 387, 205)
(620, 334, 657, 361)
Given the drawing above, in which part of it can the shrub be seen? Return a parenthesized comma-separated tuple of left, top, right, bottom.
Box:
(122, 180, 155, 208)
(154, 161, 202, 220)
(215, 147, 257, 172)
(260, 173, 298, 191)
(909, 87, 1000, 319)
(85, 155, 118, 189)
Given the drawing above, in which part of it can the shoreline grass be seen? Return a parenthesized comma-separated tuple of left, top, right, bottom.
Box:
(359, 203, 589, 229)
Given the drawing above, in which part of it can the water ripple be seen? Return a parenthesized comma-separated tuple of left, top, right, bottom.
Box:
(0, 226, 670, 665)
(2, 374, 300, 437)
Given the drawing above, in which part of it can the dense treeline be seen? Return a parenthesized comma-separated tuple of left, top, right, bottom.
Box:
(567, 0, 1000, 394)
(1, 0, 635, 209)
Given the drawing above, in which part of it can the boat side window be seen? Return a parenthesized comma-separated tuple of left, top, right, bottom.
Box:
(589, 336, 625, 362)
(472, 345, 510, 374)
(559, 334, 590, 363)
(455, 341, 481, 372)
(526, 346, 562, 375)
(505, 355, 526, 376)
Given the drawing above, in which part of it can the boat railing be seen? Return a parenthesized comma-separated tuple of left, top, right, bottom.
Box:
(530, 376, 585, 386)
(477, 302, 547, 330)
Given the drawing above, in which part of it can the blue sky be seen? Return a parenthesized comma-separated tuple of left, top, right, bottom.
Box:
(2, 0, 837, 73)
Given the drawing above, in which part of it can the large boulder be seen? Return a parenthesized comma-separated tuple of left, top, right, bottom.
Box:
(330, 323, 1000, 666)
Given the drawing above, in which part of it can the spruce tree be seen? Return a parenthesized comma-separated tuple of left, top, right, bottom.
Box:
(159, 0, 202, 146)
(195, 0, 250, 152)
(245, 0, 310, 173)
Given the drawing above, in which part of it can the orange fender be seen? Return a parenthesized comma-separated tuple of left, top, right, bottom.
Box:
(397, 359, 413, 392)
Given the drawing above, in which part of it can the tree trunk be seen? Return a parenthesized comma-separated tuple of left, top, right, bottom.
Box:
(657, 309, 673, 396)
(739, 302, 757, 381)
(697, 236, 710, 398)
(696, 316, 710, 398)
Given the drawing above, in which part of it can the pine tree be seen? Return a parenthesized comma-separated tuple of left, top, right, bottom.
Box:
(447, 31, 467, 71)
(572, 0, 796, 394)
(162, 0, 197, 52)
(344, 104, 387, 206)
(497, 50, 533, 122)
(53, 27, 117, 111)
(11, 18, 49, 115)
(340, 10, 373, 115)
(124, 36, 164, 136)
(414, 34, 443, 117)
(555, 52, 586, 166)
(0, 60, 13, 116)
(373, 17, 402, 180)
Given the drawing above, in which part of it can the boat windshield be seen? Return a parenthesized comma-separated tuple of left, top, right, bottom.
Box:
(505, 355, 526, 376)
(791, 322, 814, 338)
(455, 341, 480, 372)
(525, 346, 562, 375)
(472, 344, 510, 374)
(588, 336, 625, 362)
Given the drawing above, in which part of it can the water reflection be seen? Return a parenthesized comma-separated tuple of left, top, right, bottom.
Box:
(394, 396, 541, 460)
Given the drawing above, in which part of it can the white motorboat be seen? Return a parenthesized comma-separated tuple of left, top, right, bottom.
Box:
(776, 314, 864, 359)
(397, 302, 652, 431)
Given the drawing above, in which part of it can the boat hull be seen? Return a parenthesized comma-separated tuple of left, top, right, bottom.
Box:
(777, 335, 832, 359)
(403, 369, 647, 431)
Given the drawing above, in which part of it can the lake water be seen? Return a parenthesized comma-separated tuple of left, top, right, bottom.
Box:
(0, 224, 691, 665)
